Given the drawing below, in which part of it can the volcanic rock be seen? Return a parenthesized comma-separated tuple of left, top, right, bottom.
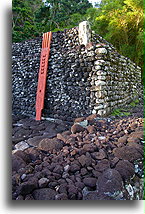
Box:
(13, 150, 30, 163)
(57, 131, 71, 143)
(83, 177, 97, 188)
(27, 136, 46, 147)
(94, 159, 110, 172)
(115, 160, 135, 180)
(69, 164, 80, 173)
(32, 188, 57, 200)
(92, 149, 106, 160)
(55, 193, 68, 200)
(86, 125, 96, 134)
(18, 178, 38, 195)
(113, 146, 143, 162)
(12, 155, 26, 172)
(38, 138, 64, 152)
(25, 147, 40, 161)
(38, 178, 49, 188)
(78, 154, 92, 167)
(96, 169, 123, 195)
(71, 124, 85, 134)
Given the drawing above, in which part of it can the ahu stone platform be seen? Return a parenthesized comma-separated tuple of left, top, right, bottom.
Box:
(12, 21, 142, 121)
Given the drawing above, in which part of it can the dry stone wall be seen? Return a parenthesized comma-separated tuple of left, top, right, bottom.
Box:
(12, 23, 142, 121)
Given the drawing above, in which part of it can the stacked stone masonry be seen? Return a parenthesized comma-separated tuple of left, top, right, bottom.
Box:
(12, 23, 142, 121)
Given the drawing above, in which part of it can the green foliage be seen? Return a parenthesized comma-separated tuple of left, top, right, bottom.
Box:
(12, 0, 92, 42)
(84, 0, 143, 80)
(68, 13, 85, 27)
(12, 0, 43, 42)
(111, 98, 139, 116)
(12, 0, 143, 78)
(129, 99, 139, 107)
(111, 108, 131, 117)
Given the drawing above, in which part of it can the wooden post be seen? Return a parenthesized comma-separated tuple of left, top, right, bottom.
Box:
(35, 32, 52, 120)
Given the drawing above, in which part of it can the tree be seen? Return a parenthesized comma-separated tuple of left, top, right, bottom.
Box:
(85, 0, 143, 76)
(44, 0, 92, 30)
(12, 0, 92, 41)
(12, 0, 43, 42)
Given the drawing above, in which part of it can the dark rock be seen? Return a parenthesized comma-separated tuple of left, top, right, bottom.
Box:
(48, 181, 58, 188)
(86, 114, 97, 121)
(38, 178, 49, 188)
(47, 162, 56, 171)
(32, 188, 57, 200)
(83, 177, 97, 188)
(82, 144, 95, 152)
(115, 160, 135, 180)
(53, 165, 63, 174)
(92, 170, 102, 178)
(83, 190, 98, 200)
(86, 125, 96, 134)
(110, 157, 119, 168)
(16, 195, 24, 200)
(80, 168, 88, 176)
(42, 131, 57, 139)
(75, 181, 85, 190)
(13, 150, 30, 163)
(116, 136, 127, 147)
(25, 194, 34, 200)
(127, 143, 143, 156)
(41, 168, 51, 177)
(25, 147, 40, 161)
(27, 136, 46, 147)
(12, 155, 26, 172)
(58, 183, 68, 194)
(74, 117, 86, 123)
(38, 138, 64, 152)
(113, 146, 143, 162)
(52, 172, 61, 180)
(94, 159, 110, 172)
(78, 154, 92, 167)
(71, 124, 85, 134)
(92, 149, 106, 160)
(55, 193, 68, 200)
(68, 184, 78, 199)
(127, 137, 140, 144)
(83, 191, 115, 200)
(96, 169, 123, 195)
(19, 178, 38, 195)
(57, 131, 71, 143)
(34, 164, 43, 172)
(70, 164, 80, 173)
(128, 131, 143, 140)
(12, 129, 32, 143)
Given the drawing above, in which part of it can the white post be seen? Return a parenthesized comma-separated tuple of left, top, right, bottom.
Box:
(78, 21, 91, 46)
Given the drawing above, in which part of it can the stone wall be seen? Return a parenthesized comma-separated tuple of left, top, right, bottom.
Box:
(12, 22, 142, 121)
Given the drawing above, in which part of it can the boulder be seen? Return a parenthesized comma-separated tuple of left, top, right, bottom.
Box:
(38, 138, 64, 152)
(71, 124, 85, 134)
(83, 177, 97, 188)
(32, 188, 57, 200)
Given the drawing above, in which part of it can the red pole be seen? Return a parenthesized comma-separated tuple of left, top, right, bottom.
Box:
(35, 32, 52, 120)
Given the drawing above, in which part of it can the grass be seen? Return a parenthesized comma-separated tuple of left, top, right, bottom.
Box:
(129, 99, 139, 107)
(111, 108, 131, 117)
(111, 99, 139, 117)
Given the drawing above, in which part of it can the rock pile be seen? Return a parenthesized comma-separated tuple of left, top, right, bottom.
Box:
(12, 37, 42, 116)
(12, 23, 142, 120)
(12, 112, 144, 200)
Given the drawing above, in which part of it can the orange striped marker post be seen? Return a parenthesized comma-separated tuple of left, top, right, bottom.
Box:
(35, 32, 52, 120)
